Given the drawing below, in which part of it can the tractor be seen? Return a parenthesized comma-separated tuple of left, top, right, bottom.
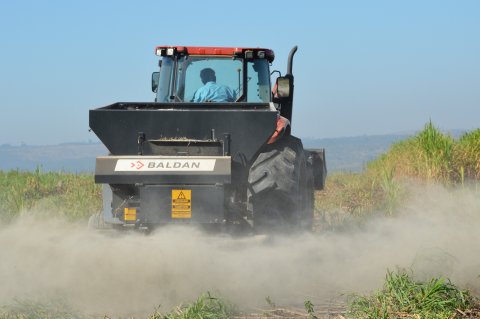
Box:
(89, 45, 326, 232)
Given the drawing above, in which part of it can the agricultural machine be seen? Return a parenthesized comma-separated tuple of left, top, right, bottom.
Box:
(89, 45, 326, 232)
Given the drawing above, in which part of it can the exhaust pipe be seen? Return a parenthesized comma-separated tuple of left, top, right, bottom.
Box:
(287, 46, 298, 76)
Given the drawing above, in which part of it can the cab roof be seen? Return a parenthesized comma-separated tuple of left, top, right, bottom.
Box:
(154, 46, 275, 62)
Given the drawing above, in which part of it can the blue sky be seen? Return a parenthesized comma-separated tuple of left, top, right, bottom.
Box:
(0, 0, 479, 145)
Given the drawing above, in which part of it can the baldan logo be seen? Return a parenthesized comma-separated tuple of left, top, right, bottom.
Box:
(114, 159, 216, 172)
(130, 161, 145, 170)
(147, 161, 201, 169)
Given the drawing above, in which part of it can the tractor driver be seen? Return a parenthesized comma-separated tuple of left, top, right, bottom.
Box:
(192, 68, 236, 102)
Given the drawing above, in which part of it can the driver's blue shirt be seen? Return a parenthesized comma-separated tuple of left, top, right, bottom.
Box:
(193, 81, 236, 102)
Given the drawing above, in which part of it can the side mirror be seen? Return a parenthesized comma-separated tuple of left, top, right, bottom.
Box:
(151, 72, 160, 93)
(276, 77, 291, 98)
(273, 76, 293, 103)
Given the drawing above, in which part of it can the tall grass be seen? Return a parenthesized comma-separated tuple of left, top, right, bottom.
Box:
(150, 292, 235, 319)
(0, 168, 101, 222)
(416, 121, 455, 181)
(314, 168, 405, 229)
(316, 122, 479, 226)
(368, 122, 479, 184)
(314, 172, 383, 230)
(454, 129, 480, 182)
(349, 270, 477, 319)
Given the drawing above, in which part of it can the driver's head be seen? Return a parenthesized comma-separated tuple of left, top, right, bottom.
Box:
(200, 68, 216, 84)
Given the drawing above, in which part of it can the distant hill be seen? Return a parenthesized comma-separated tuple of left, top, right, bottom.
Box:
(303, 128, 469, 172)
(0, 143, 107, 173)
(302, 134, 411, 172)
(0, 134, 414, 173)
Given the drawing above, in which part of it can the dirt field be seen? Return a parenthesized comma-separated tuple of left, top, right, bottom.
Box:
(0, 184, 479, 318)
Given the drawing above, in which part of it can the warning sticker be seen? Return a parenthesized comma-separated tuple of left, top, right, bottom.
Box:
(171, 189, 192, 218)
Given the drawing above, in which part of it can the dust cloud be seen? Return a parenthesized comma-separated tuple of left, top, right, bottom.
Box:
(0, 184, 479, 317)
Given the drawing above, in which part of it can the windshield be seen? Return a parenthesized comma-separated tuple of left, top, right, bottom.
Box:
(177, 56, 241, 102)
(156, 56, 271, 103)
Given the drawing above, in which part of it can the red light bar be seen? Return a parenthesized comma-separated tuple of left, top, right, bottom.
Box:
(154, 46, 275, 62)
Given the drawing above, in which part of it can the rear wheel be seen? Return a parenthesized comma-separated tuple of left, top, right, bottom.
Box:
(247, 135, 313, 232)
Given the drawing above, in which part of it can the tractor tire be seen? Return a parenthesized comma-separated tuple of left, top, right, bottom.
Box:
(247, 135, 314, 232)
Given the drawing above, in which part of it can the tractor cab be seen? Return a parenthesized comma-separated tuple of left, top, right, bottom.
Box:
(151, 46, 275, 104)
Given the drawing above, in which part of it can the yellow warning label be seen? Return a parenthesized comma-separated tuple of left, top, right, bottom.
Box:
(124, 207, 137, 222)
(171, 189, 192, 218)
